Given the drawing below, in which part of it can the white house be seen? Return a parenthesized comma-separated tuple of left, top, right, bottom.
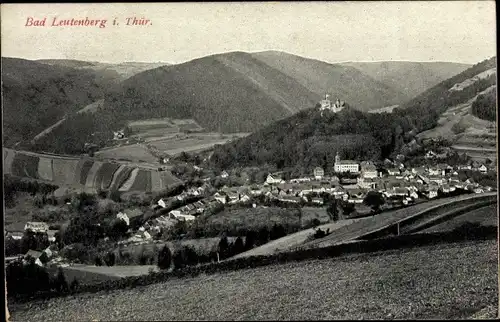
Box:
(157, 198, 168, 209)
(221, 170, 229, 178)
(313, 167, 325, 180)
(116, 212, 130, 226)
(478, 165, 488, 173)
(214, 192, 227, 204)
(24, 222, 49, 233)
(361, 164, 378, 179)
(266, 174, 285, 184)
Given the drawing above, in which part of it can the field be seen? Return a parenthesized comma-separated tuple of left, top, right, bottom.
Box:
(421, 204, 498, 233)
(232, 218, 369, 259)
(9, 240, 498, 320)
(203, 207, 302, 235)
(147, 133, 247, 156)
(300, 193, 497, 250)
(95, 144, 158, 163)
(47, 265, 159, 285)
(300, 207, 330, 225)
(3, 148, 181, 194)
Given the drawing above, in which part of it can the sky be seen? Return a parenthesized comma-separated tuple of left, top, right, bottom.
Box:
(1, 2, 496, 65)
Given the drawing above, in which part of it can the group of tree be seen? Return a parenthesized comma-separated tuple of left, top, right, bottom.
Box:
(6, 258, 79, 298)
(471, 89, 496, 122)
(4, 175, 59, 208)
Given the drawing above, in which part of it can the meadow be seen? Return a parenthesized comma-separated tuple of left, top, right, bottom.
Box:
(9, 240, 498, 320)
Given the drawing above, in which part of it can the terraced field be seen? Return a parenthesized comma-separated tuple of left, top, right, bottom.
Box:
(421, 204, 498, 233)
(9, 240, 498, 320)
(3, 148, 181, 193)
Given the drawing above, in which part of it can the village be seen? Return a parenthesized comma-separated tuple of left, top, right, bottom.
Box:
(7, 143, 496, 270)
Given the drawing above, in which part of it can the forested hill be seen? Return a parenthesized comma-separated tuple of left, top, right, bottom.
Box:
(392, 56, 496, 133)
(209, 56, 497, 174)
(209, 105, 401, 175)
(102, 51, 411, 133)
(1, 57, 115, 147)
(341, 61, 471, 100)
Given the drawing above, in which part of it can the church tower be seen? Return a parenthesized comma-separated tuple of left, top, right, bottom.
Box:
(335, 152, 341, 164)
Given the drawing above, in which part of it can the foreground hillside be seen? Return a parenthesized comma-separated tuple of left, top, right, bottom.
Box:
(341, 61, 470, 100)
(9, 240, 498, 320)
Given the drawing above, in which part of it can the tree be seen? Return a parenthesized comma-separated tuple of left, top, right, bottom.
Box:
(94, 256, 103, 266)
(104, 251, 116, 266)
(69, 278, 80, 292)
(244, 230, 257, 251)
(218, 236, 230, 259)
(341, 202, 356, 217)
(107, 219, 129, 241)
(157, 245, 172, 270)
(256, 227, 269, 246)
(326, 199, 339, 221)
(232, 236, 245, 256)
(55, 267, 69, 292)
(363, 191, 385, 213)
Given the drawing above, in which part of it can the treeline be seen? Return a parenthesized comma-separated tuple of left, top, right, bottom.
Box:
(4, 175, 59, 207)
(471, 89, 496, 121)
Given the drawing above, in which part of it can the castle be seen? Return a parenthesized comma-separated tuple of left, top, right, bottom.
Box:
(319, 94, 345, 113)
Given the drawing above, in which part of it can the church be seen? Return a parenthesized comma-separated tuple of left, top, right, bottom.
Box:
(333, 152, 359, 173)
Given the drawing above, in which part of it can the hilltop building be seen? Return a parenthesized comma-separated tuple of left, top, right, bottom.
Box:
(313, 167, 325, 180)
(334, 152, 359, 173)
(319, 94, 345, 113)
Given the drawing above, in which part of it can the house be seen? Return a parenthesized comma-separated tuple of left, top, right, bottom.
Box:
(116, 212, 130, 226)
(428, 176, 444, 185)
(425, 150, 437, 159)
(221, 170, 229, 178)
(117, 208, 143, 227)
(168, 210, 196, 221)
(409, 191, 419, 199)
(426, 188, 438, 199)
(47, 230, 58, 243)
(266, 173, 285, 184)
(157, 198, 168, 209)
(428, 166, 445, 176)
(24, 250, 44, 266)
(457, 165, 472, 170)
(113, 130, 125, 140)
(361, 164, 378, 179)
(311, 197, 324, 205)
(385, 187, 408, 198)
(24, 222, 49, 233)
(313, 167, 325, 180)
(334, 152, 359, 173)
(473, 187, 484, 194)
(387, 168, 400, 176)
(5, 231, 23, 240)
(478, 164, 488, 173)
(290, 177, 311, 183)
(214, 192, 228, 204)
(277, 196, 302, 203)
(357, 177, 376, 189)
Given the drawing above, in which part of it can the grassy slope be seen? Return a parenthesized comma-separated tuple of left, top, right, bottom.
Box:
(9, 240, 498, 320)
(251, 51, 406, 112)
(342, 61, 470, 100)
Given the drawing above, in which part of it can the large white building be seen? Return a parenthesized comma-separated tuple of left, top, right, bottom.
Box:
(334, 152, 359, 173)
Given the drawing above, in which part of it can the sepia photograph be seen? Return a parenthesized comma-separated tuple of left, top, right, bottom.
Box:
(1, 1, 498, 320)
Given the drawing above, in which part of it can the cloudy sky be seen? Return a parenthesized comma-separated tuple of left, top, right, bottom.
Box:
(1, 2, 496, 64)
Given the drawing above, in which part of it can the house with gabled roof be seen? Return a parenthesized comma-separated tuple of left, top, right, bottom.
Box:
(266, 173, 285, 185)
